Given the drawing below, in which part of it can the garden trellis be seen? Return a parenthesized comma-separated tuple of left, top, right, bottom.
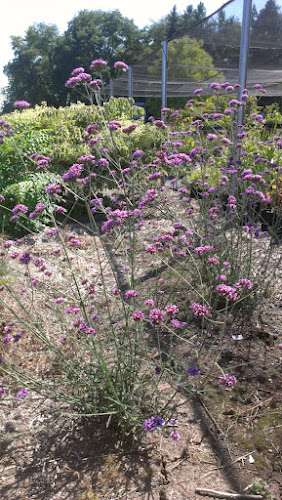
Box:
(105, 0, 282, 119)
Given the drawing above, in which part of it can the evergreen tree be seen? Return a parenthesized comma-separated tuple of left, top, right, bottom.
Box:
(253, 0, 282, 43)
(250, 4, 258, 30)
(166, 5, 180, 40)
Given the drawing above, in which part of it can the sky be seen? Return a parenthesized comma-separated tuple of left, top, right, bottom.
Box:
(0, 0, 225, 92)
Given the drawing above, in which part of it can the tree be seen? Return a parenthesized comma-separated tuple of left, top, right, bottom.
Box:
(252, 0, 282, 43)
(166, 5, 180, 40)
(193, 2, 207, 24)
(3, 23, 60, 111)
(250, 0, 282, 67)
(2, 10, 144, 110)
(250, 4, 258, 30)
(52, 10, 144, 103)
(148, 36, 218, 81)
(143, 19, 167, 49)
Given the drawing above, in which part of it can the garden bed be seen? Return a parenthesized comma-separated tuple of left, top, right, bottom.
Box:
(1, 189, 281, 499)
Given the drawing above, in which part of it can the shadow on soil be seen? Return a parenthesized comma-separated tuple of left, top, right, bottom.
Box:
(1, 416, 155, 500)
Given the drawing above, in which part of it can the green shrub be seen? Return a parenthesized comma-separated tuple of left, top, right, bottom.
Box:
(0, 129, 51, 191)
(103, 97, 144, 121)
(1, 172, 58, 235)
(0, 99, 145, 193)
(100, 121, 165, 153)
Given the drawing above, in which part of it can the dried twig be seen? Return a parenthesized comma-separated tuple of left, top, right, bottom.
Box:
(160, 454, 169, 485)
(196, 396, 225, 437)
(202, 450, 256, 478)
(167, 456, 187, 472)
(195, 488, 263, 499)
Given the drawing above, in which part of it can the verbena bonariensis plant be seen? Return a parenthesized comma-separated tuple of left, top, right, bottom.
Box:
(0, 61, 182, 437)
(0, 65, 282, 439)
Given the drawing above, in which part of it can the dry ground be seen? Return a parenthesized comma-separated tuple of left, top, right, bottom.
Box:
(0, 189, 282, 499)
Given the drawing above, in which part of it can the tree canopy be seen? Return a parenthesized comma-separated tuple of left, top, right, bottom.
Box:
(2, 1, 282, 110)
(148, 37, 218, 81)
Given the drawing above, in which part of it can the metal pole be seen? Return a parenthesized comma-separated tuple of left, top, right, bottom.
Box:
(109, 79, 114, 98)
(161, 40, 168, 119)
(237, 0, 252, 126)
(128, 66, 133, 98)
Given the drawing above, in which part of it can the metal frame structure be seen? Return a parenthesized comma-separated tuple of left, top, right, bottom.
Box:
(238, 0, 253, 126)
(161, 40, 168, 119)
(128, 66, 133, 98)
(106, 0, 262, 129)
(159, 0, 253, 126)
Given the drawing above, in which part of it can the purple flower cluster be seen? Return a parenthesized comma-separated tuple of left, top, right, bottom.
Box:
(85, 123, 99, 136)
(153, 120, 167, 129)
(227, 195, 237, 209)
(29, 202, 46, 220)
(254, 83, 266, 93)
(132, 149, 144, 160)
(45, 227, 59, 239)
(219, 373, 237, 387)
(54, 206, 67, 215)
(101, 207, 142, 234)
(14, 100, 31, 110)
(108, 120, 121, 131)
(90, 59, 108, 71)
(89, 79, 102, 90)
(16, 388, 29, 399)
(242, 169, 265, 184)
(149, 308, 165, 324)
(97, 158, 109, 168)
(122, 124, 137, 134)
(215, 284, 239, 302)
(114, 61, 128, 72)
(132, 310, 145, 321)
(65, 305, 80, 315)
(208, 255, 220, 265)
(62, 163, 84, 182)
(162, 152, 191, 166)
(76, 320, 96, 335)
(165, 304, 179, 316)
(68, 236, 82, 248)
(170, 319, 187, 329)
(190, 303, 211, 318)
(186, 366, 201, 376)
(65, 72, 92, 88)
(194, 245, 214, 256)
(11, 204, 28, 221)
(138, 189, 158, 209)
(207, 133, 218, 142)
(0, 119, 13, 144)
(45, 183, 62, 195)
(124, 289, 139, 299)
(79, 154, 96, 164)
(18, 252, 32, 265)
(143, 415, 165, 431)
(30, 153, 51, 170)
(71, 67, 85, 76)
(234, 278, 253, 290)
(193, 88, 203, 95)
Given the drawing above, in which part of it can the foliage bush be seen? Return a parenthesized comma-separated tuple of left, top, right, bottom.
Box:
(0, 99, 145, 192)
(1, 172, 59, 234)
(103, 97, 144, 121)
(0, 128, 51, 191)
